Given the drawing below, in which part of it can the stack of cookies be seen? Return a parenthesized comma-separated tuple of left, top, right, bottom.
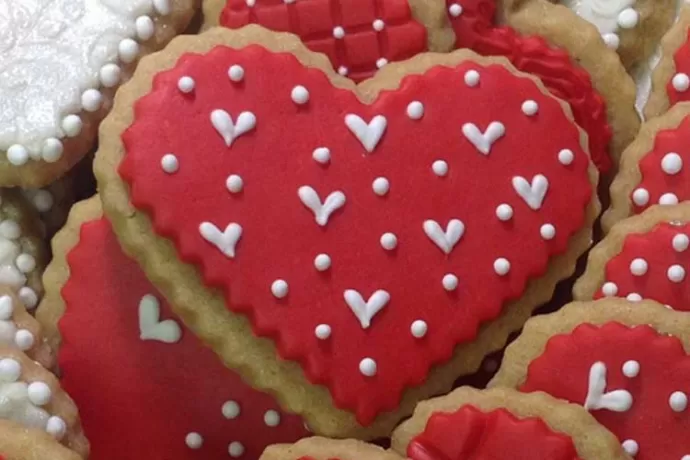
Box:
(0, 0, 688, 458)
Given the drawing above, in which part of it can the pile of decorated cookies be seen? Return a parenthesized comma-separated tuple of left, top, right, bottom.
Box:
(3, 0, 690, 458)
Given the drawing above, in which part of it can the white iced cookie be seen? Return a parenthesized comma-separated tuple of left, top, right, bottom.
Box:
(560, 0, 639, 50)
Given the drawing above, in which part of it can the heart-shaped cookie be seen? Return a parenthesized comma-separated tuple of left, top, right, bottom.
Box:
(96, 28, 598, 435)
(37, 197, 308, 459)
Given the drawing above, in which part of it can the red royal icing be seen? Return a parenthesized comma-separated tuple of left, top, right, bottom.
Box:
(119, 45, 593, 424)
(407, 405, 580, 460)
(631, 116, 690, 213)
(219, 0, 427, 82)
(595, 222, 690, 310)
(59, 217, 308, 459)
(520, 322, 690, 460)
(669, 30, 690, 106)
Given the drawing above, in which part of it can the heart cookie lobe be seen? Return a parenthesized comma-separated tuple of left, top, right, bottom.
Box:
(118, 44, 595, 426)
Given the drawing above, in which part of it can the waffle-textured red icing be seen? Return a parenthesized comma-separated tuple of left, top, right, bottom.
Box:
(119, 45, 593, 424)
(595, 222, 690, 310)
(520, 323, 690, 460)
(630, 116, 690, 213)
(59, 216, 308, 459)
(220, 0, 426, 82)
(407, 405, 580, 459)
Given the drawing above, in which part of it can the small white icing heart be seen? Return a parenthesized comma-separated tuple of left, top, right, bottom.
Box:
(462, 121, 506, 155)
(199, 222, 242, 258)
(344, 114, 387, 153)
(138, 294, 182, 344)
(423, 219, 465, 254)
(512, 174, 549, 210)
(298, 186, 346, 226)
(344, 289, 390, 329)
(210, 109, 256, 147)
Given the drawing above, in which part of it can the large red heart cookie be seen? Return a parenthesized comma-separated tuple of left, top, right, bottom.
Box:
(39, 198, 308, 459)
(96, 28, 598, 435)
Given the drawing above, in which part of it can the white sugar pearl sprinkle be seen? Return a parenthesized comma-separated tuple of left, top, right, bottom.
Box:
(622, 439, 639, 456)
(228, 442, 245, 457)
(7, 145, 29, 166)
(632, 188, 650, 206)
(32, 190, 53, 213)
(226, 175, 243, 193)
(222, 401, 240, 419)
(380, 233, 398, 250)
(153, 0, 172, 15)
(540, 224, 556, 240)
(673, 73, 690, 92)
(161, 154, 179, 174)
(228, 65, 245, 82)
(558, 149, 574, 165)
(118, 38, 139, 63)
(185, 432, 203, 449)
(177, 76, 195, 93)
(359, 358, 377, 376)
(662, 152, 683, 175)
(622, 360, 640, 378)
(0, 220, 20, 240)
(264, 410, 281, 426)
(271, 280, 289, 299)
(521, 100, 538, 116)
(630, 258, 648, 276)
(19, 288, 38, 310)
(81, 89, 103, 112)
(314, 254, 331, 271)
(46, 416, 66, 440)
(626, 292, 643, 302)
(0, 297, 13, 320)
(61, 115, 83, 137)
(410, 320, 428, 338)
(674, 234, 690, 252)
(406, 101, 424, 120)
(601, 282, 618, 297)
(372, 177, 390, 196)
(14, 329, 34, 351)
(291, 86, 309, 105)
(376, 58, 388, 69)
(496, 204, 513, 221)
(669, 391, 688, 412)
(372, 19, 385, 31)
(312, 147, 330, 164)
(333, 26, 345, 39)
(494, 258, 510, 276)
(660, 193, 679, 205)
(42, 138, 63, 163)
(668, 265, 686, 283)
(448, 3, 463, 16)
(15, 254, 35, 274)
(27, 381, 51, 406)
(0, 358, 20, 382)
(135, 15, 155, 40)
(99, 63, 121, 88)
(603, 33, 620, 50)
(442, 274, 458, 291)
(315, 324, 331, 340)
(464, 70, 480, 87)
(432, 160, 448, 177)
(617, 8, 638, 28)
(338, 66, 348, 76)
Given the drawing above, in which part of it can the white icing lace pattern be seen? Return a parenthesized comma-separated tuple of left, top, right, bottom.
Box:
(0, 0, 172, 165)
(561, 0, 639, 50)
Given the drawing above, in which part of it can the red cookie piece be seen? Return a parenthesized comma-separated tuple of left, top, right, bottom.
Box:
(520, 322, 690, 460)
(217, 0, 427, 82)
(58, 208, 308, 458)
(407, 405, 580, 460)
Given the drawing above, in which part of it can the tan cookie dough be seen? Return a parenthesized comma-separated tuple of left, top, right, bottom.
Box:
(262, 438, 399, 460)
(0, 420, 80, 460)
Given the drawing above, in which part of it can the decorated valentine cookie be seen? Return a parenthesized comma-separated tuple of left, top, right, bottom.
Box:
(95, 27, 599, 437)
(0, 0, 197, 187)
(604, 102, 690, 232)
(0, 420, 80, 460)
(0, 289, 51, 368)
(391, 386, 628, 459)
(262, 438, 399, 460)
(491, 298, 690, 460)
(36, 197, 309, 459)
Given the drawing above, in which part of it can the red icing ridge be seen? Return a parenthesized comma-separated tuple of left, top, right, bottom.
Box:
(669, 30, 690, 107)
(521, 322, 690, 460)
(407, 405, 580, 460)
(59, 217, 308, 459)
(220, 0, 427, 82)
(119, 45, 593, 424)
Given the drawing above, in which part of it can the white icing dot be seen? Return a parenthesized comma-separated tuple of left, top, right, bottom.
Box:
(27, 381, 51, 406)
(228, 442, 245, 457)
(630, 258, 649, 277)
(681, 456, 690, 460)
(626, 292, 643, 302)
(558, 149, 574, 165)
(271, 280, 289, 299)
(410, 320, 428, 338)
(99, 63, 121, 88)
(659, 193, 679, 205)
(496, 204, 513, 221)
(670, 391, 688, 412)
(406, 101, 424, 120)
(228, 65, 245, 82)
(7, 145, 29, 166)
(61, 115, 83, 138)
(177, 76, 195, 93)
(246, 0, 255, 6)
(185, 432, 203, 449)
(0, 220, 20, 240)
(314, 254, 331, 272)
(291, 86, 309, 105)
(674, 234, 690, 252)
(602, 33, 620, 50)
(661, 152, 683, 175)
(41, 138, 63, 163)
(338, 66, 349, 76)
(14, 329, 34, 351)
(0, 296, 13, 321)
(668, 264, 686, 283)
(432, 160, 448, 177)
(118, 38, 140, 63)
(15, 254, 35, 274)
(312, 147, 331, 164)
(380, 233, 398, 250)
(442, 274, 458, 291)
(81, 89, 103, 112)
(373, 19, 385, 31)
(632, 188, 650, 206)
(222, 401, 240, 419)
(161, 154, 179, 174)
(315, 324, 331, 340)
(372, 177, 390, 196)
(494, 258, 510, 276)
(359, 358, 377, 376)
(18, 287, 38, 310)
(673, 73, 690, 92)
(333, 26, 345, 39)
(540, 224, 556, 240)
(226, 175, 243, 193)
(601, 282, 618, 297)
(521, 100, 539, 116)
(32, 190, 54, 213)
(376, 58, 388, 69)
(46, 416, 66, 440)
(464, 70, 480, 87)
(617, 8, 639, 28)
(622, 360, 640, 378)
(622, 439, 639, 456)
(448, 3, 463, 16)
(264, 410, 281, 426)
(0, 358, 20, 382)
(153, 0, 172, 14)
(135, 15, 155, 41)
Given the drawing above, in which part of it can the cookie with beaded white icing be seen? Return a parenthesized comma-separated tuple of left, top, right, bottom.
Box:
(0, 288, 51, 369)
(0, 0, 198, 188)
(261, 438, 399, 460)
(0, 420, 81, 460)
